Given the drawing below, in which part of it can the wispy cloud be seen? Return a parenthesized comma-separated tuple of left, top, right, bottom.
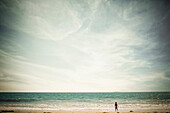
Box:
(0, 0, 170, 92)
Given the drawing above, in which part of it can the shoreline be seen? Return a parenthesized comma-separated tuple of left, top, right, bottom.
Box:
(0, 110, 170, 113)
(1, 109, 170, 113)
(1, 107, 170, 112)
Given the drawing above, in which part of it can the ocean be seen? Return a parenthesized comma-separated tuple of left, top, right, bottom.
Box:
(0, 92, 170, 112)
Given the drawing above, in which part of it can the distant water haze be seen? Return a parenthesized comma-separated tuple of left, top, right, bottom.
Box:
(0, 0, 170, 92)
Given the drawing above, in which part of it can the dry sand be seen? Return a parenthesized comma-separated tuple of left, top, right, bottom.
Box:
(0, 111, 170, 113)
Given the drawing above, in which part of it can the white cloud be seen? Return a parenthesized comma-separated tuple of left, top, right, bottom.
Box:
(0, 0, 169, 92)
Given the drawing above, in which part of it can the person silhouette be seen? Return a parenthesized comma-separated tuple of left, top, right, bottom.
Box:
(115, 102, 118, 112)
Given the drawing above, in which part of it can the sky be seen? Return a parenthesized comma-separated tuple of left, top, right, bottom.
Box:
(0, 0, 170, 92)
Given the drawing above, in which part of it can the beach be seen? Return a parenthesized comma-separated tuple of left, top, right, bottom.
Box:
(0, 111, 170, 113)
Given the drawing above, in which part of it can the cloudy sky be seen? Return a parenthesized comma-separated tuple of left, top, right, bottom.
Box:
(0, 0, 170, 92)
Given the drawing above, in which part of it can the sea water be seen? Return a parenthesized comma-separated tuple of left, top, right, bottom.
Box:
(0, 92, 170, 111)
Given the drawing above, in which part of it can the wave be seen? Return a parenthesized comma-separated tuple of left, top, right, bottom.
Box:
(0, 103, 170, 112)
(0, 98, 38, 102)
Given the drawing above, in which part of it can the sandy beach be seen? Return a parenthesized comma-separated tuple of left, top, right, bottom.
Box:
(0, 110, 170, 113)
(0, 111, 170, 113)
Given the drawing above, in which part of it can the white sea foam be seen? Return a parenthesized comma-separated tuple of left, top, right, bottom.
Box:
(0, 103, 170, 112)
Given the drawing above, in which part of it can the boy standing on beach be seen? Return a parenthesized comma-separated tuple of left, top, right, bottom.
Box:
(115, 102, 118, 112)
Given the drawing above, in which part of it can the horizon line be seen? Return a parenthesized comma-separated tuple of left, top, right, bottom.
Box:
(0, 91, 170, 93)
